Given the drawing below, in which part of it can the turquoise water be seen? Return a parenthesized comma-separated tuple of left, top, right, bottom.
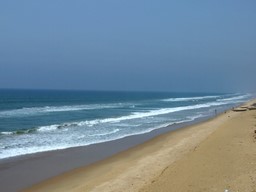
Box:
(0, 89, 252, 159)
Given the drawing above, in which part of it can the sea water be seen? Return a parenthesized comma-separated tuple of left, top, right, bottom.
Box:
(0, 89, 252, 159)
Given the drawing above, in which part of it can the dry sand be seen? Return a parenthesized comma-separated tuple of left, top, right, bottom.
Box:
(25, 100, 256, 192)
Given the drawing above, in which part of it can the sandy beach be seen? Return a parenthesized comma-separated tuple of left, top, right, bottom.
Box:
(21, 99, 256, 192)
(1, 1, 256, 191)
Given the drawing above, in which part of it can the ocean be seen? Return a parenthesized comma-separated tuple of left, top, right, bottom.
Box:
(0, 89, 252, 159)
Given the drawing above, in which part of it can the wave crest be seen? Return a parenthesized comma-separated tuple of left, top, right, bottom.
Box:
(162, 95, 220, 102)
(0, 103, 131, 118)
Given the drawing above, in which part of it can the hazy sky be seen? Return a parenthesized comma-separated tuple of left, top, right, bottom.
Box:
(0, 1, 255, 92)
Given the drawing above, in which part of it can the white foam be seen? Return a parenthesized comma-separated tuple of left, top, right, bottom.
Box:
(88, 129, 120, 137)
(187, 113, 204, 121)
(36, 122, 80, 132)
(0, 131, 13, 135)
(162, 95, 220, 102)
(217, 94, 251, 102)
(0, 109, 220, 160)
(0, 145, 72, 159)
(0, 95, 249, 160)
(37, 125, 59, 132)
(77, 135, 86, 139)
(17, 99, 238, 135)
(0, 103, 128, 118)
(72, 101, 228, 126)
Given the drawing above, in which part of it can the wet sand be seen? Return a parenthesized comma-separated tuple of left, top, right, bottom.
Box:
(23, 100, 256, 192)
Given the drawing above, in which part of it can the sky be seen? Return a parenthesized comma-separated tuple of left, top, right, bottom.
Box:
(0, 0, 255, 93)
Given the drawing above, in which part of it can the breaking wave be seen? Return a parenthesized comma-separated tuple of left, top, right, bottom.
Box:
(217, 94, 251, 102)
(0, 103, 131, 118)
(162, 95, 220, 102)
(0, 100, 230, 136)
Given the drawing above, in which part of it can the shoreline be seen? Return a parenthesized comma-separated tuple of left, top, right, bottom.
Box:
(0, 100, 254, 191)
(0, 114, 213, 192)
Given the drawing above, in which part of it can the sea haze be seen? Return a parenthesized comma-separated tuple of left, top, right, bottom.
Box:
(0, 89, 252, 159)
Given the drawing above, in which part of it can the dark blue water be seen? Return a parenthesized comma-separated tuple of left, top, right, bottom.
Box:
(0, 89, 252, 159)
